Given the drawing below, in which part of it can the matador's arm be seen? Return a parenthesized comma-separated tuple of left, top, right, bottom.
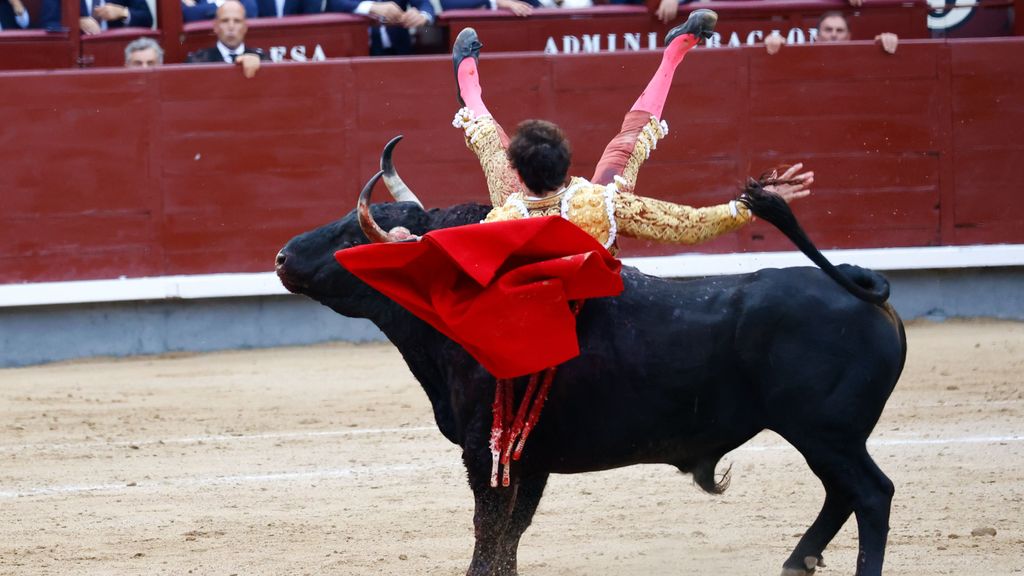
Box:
(613, 191, 752, 245)
(454, 110, 526, 207)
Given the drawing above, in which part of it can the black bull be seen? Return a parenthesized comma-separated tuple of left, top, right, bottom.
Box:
(275, 181, 907, 576)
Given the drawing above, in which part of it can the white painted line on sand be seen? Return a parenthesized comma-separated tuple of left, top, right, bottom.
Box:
(0, 463, 455, 499)
(0, 425, 439, 454)
(1, 433, 1019, 500)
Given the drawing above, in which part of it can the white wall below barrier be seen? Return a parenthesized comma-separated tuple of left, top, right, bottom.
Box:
(1, 245, 1022, 368)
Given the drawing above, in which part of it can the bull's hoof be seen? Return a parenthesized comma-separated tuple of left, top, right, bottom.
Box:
(779, 555, 823, 576)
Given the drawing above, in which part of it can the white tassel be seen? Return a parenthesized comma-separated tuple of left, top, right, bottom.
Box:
(452, 107, 476, 129)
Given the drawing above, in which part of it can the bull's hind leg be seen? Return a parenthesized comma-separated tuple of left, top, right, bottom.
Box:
(780, 437, 894, 576)
(780, 492, 852, 575)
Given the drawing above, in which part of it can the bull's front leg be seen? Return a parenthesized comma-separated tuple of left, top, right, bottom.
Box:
(462, 406, 548, 576)
(465, 470, 548, 576)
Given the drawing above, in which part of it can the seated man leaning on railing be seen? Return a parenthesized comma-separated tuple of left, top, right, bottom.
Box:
(251, 0, 322, 18)
(0, 0, 30, 30)
(326, 0, 434, 55)
(41, 0, 153, 34)
(440, 0, 540, 19)
(610, 0, 688, 24)
(764, 10, 898, 55)
(182, 0, 258, 22)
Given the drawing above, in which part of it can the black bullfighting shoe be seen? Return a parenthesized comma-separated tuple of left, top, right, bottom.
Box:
(664, 8, 718, 47)
(453, 27, 483, 107)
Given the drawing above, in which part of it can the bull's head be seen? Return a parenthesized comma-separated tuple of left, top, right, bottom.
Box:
(275, 136, 434, 317)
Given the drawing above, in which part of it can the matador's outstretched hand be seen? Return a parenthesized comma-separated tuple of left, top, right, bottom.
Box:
(763, 162, 813, 204)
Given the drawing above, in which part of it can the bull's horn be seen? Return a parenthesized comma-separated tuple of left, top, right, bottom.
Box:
(357, 170, 392, 244)
(380, 135, 423, 208)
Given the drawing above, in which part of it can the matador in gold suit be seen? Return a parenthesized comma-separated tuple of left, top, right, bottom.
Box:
(450, 11, 811, 254)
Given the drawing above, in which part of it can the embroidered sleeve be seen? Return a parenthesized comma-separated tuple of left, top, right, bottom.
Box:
(454, 108, 525, 207)
(618, 116, 669, 193)
(613, 192, 752, 245)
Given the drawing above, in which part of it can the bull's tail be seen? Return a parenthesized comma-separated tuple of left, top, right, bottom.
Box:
(738, 179, 890, 305)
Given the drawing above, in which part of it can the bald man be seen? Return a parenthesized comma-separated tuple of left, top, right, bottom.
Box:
(186, 0, 269, 78)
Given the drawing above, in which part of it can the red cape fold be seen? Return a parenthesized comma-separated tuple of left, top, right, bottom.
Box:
(335, 216, 624, 378)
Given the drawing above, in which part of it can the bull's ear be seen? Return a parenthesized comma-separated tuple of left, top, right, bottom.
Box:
(380, 135, 424, 208)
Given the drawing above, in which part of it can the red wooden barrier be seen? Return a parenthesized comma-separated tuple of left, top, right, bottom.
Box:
(440, 0, 931, 54)
(0, 39, 1021, 284)
(0, 0, 79, 69)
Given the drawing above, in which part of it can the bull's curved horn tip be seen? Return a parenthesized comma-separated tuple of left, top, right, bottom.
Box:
(381, 135, 404, 171)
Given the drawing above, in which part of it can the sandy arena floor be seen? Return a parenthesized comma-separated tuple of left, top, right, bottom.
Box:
(1, 319, 1022, 576)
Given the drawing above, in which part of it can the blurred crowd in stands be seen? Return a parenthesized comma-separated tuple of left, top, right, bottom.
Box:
(2, 0, 897, 63)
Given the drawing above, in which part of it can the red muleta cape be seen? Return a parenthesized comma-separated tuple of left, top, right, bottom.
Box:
(334, 216, 624, 379)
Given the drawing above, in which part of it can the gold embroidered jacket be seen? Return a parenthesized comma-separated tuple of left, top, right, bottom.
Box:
(483, 178, 751, 254)
(456, 111, 751, 254)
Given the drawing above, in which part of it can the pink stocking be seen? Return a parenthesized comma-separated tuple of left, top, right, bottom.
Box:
(630, 33, 699, 119)
(458, 58, 490, 118)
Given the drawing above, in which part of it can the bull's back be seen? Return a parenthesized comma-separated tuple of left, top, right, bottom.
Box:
(523, 266, 904, 472)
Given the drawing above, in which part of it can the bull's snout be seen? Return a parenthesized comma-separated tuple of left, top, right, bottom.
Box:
(275, 248, 305, 294)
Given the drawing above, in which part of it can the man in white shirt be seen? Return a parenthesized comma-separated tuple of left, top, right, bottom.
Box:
(186, 0, 269, 78)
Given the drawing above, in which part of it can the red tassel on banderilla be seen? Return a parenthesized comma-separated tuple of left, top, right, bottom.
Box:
(489, 301, 582, 488)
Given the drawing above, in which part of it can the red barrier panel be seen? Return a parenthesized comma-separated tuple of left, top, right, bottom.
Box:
(0, 0, 79, 70)
(0, 39, 1021, 284)
(440, 0, 930, 54)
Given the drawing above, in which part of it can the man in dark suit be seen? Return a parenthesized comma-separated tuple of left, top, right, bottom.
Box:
(0, 0, 30, 30)
(325, 0, 433, 55)
(182, 0, 258, 23)
(440, 0, 536, 18)
(41, 0, 153, 33)
(254, 0, 321, 18)
(187, 0, 269, 78)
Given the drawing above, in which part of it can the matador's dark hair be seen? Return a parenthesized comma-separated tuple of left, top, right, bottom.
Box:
(507, 119, 572, 195)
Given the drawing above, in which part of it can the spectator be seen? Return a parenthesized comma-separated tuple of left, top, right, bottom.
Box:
(327, 0, 434, 55)
(1, 0, 29, 30)
(124, 37, 162, 67)
(186, 0, 269, 78)
(41, 0, 153, 33)
(536, 0, 592, 7)
(765, 11, 898, 55)
(611, 0, 688, 24)
(182, 0, 259, 23)
(440, 0, 538, 18)
(254, 0, 322, 17)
